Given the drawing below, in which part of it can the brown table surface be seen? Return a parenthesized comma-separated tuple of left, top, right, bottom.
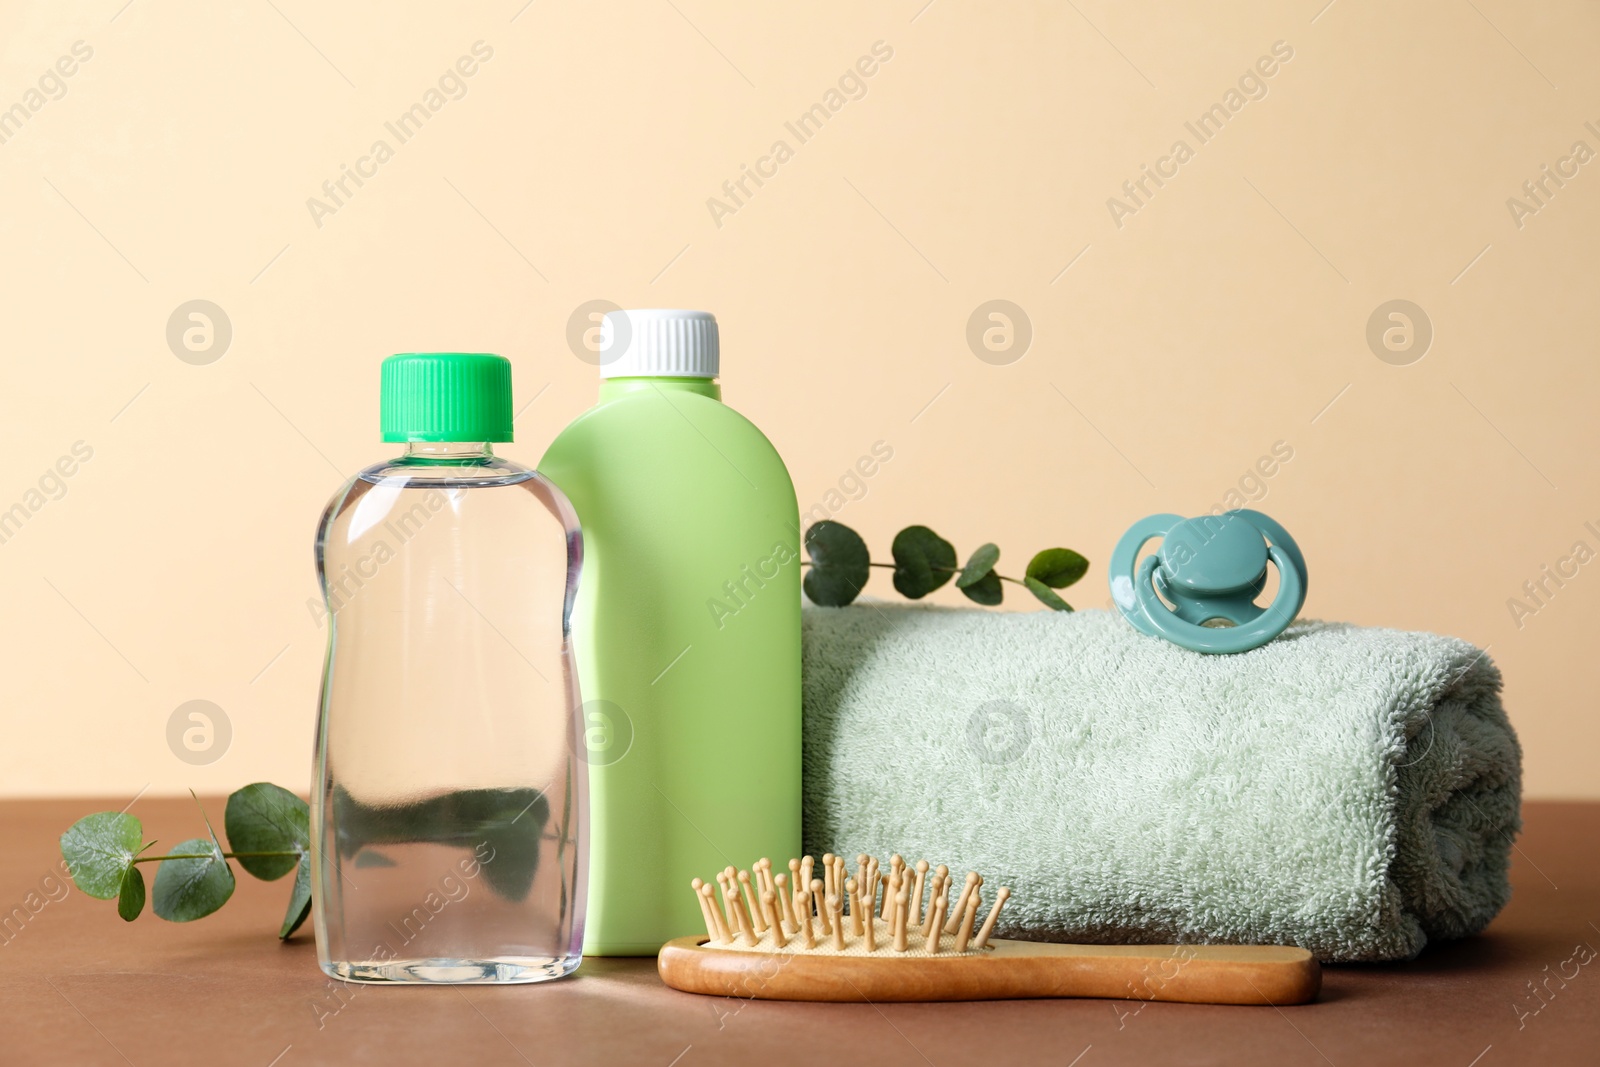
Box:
(3, 798, 1596, 1066)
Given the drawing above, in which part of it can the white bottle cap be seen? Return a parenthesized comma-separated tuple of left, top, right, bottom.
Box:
(598, 309, 719, 379)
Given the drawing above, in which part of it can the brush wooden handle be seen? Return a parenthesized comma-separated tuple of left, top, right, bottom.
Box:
(657, 936, 1320, 1005)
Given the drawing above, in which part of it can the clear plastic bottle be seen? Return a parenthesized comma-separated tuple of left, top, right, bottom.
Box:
(311, 353, 586, 984)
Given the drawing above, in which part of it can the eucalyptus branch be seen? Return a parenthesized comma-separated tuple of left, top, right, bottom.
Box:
(59, 783, 314, 938)
(802, 521, 1088, 610)
(60, 783, 551, 941)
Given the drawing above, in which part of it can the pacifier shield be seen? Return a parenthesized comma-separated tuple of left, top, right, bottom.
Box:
(1158, 514, 1269, 598)
(1109, 509, 1309, 655)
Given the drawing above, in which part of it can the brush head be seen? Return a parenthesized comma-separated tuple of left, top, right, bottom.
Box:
(685, 853, 1008, 958)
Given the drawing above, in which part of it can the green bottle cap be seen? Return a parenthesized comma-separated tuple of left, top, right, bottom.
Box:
(380, 353, 514, 442)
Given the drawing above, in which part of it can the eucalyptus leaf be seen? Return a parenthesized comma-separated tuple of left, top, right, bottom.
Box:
(60, 812, 143, 900)
(802, 520, 870, 607)
(1026, 548, 1089, 589)
(117, 866, 145, 922)
(955, 543, 1000, 589)
(960, 569, 1003, 605)
(152, 837, 235, 922)
(225, 783, 309, 881)
(891, 526, 957, 599)
(331, 785, 548, 904)
(1025, 576, 1074, 611)
(479, 791, 549, 904)
(279, 854, 312, 940)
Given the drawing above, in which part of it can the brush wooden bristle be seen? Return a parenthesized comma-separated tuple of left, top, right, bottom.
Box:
(687, 853, 1010, 957)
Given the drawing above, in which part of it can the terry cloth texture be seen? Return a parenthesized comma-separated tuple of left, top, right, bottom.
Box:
(801, 604, 1522, 962)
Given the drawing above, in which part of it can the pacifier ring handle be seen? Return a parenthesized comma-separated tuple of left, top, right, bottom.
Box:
(1107, 513, 1185, 639)
(1134, 543, 1305, 654)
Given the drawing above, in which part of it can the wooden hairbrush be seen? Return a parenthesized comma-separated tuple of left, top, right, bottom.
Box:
(657, 853, 1320, 1005)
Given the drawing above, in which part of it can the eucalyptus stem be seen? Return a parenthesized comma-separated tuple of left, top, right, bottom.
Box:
(133, 850, 300, 864)
(851, 560, 1029, 584)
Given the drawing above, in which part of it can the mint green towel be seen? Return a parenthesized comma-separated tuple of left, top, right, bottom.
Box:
(801, 604, 1521, 962)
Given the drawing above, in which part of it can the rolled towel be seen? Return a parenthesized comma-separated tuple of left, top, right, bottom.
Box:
(801, 604, 1521, 962)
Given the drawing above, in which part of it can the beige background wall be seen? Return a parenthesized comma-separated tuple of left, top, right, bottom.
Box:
(1, 1, 1595, 799)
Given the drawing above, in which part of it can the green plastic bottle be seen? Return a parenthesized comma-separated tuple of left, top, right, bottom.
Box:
(538, 309, 801, 956)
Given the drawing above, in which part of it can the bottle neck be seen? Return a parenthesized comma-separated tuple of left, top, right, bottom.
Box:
(401, 441, 495, 464)
(600, 376, 721, 403)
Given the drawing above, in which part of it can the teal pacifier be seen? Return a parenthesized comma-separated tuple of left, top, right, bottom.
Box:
(1109, 510, 1307, 654)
